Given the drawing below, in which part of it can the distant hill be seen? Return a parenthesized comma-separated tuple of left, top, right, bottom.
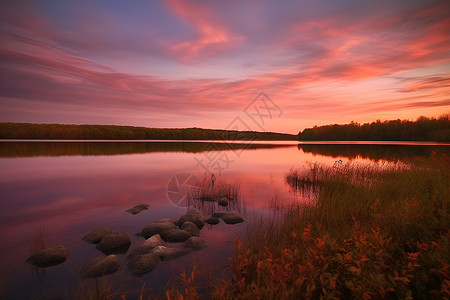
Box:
(298, 115, 450, 142)
(0, 122, 297, 141)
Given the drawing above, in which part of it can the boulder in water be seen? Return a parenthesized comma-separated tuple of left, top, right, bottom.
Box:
(221, 212, 245, 224)
(180, 221, 200, 237)
(126, 203, 149, 215)
(160, 229, 191, 243)
(140, 220, 176, 239)
(205, 216, 220, 225)
(80, 255, 120, 278)
(82, 226, 113, 244)
(152, 245, 190, 261)
(178, 209, 206, 229)
(95, 231, 131, 254)
(128, 252, 161, 276)
(26, 245, 70, 268)
(217, 197, 229, 206)
(183, 237, 206, 250)
(212, 212, 225, 218)
(128, 234, 163, 258)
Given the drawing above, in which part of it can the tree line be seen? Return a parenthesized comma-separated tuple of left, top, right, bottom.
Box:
(298, 115, 450, 142)
(0, 123, 297, 140)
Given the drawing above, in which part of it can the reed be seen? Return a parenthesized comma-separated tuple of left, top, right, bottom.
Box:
(212, 154, 450, 299)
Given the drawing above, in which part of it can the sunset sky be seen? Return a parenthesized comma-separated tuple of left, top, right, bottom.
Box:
(0, 0, 449, 134)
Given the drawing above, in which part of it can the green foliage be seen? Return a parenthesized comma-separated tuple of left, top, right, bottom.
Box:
(0, 122, 297, 140)
(298, 115, 450, 142)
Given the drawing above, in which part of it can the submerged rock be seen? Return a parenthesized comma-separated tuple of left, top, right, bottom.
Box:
(126, 203, 149, 215)
(128, 252, 161, 276)
(152, 245, 189, 261)
(178, 209, 206, 229)
(26, 245, 70, 268)
(212, 212, 225, 218)
(128, 234, 163, 258)
(221, 212, 245, 224)
(154, 218, 175, 225)
(217, 197, 229, 206)
(95, 231, 131, 254)
(180, 221, 200, 237)
(82, 226, 113, 244)
(183, 237, 206, 250)
(80, 255, 120, 278)
(205, 216, 220, 225)
(140, 220, 176, 239)
(160, 229, 191, 243)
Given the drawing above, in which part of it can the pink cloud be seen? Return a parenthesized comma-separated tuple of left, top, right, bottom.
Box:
(165, 0, 242, 62)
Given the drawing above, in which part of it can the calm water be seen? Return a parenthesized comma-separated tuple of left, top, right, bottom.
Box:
(0, 141, 448, 299)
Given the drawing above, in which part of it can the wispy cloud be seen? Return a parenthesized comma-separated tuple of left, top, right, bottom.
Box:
(165, 0, 243, 62)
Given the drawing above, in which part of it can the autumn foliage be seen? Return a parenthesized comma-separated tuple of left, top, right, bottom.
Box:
(211, 154, 450, 299)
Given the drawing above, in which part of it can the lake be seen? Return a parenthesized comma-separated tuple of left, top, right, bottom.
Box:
(0, 140, 449, 299)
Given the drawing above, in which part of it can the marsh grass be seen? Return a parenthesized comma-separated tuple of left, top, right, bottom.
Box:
(192, 176, 240, 202)
(212, 154, 450, 299)
(30, 227, 48, 256)
(190, 176, 242, 215)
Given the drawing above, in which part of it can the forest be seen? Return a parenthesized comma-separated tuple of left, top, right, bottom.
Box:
(298, 115, 450, 142)
(0, 123, 297, 140)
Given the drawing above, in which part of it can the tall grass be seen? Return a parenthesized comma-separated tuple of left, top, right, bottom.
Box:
(212, 154, 450, 299)
(190, 176, 242, 215)
(192, 176, 240, 202)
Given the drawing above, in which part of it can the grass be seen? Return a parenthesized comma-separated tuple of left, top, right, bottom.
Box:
(192, 176, 240, 202)
(211, 153, 450, 299)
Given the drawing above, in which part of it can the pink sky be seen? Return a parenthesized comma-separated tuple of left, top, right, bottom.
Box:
(0, 0, 449, 134)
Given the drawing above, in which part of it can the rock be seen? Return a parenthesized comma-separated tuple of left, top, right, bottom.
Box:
(95, 231, 131, 254)
(154, 218, 175, 225)
(180, 221, 200, 237)
(160, 229, 191, 243)
(217, 197, 229, 206)
(128, 252, 161, 276)
(221, 212, 245, 224)
(82, 226, 113, 244)
(183, 237, 206, 250)
(128, 234, 163, 258)
(178, 209, 206, 229)
(152, 245, 189, 261)
(212, 212, 225, 218)
(141, 221, 176, 239)
(26, 245, 70, 268)
(205, 216, 220, 225)
(80, 255, 120, 278)
(127, 244, 190, 276)
(126, 203, 149, 215)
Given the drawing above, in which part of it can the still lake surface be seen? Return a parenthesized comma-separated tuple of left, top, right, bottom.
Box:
(0, 140, 449, 299)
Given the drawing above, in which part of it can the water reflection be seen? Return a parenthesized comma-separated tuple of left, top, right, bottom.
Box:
(299, 143, 450, 161)
(0, 141, 295, 157)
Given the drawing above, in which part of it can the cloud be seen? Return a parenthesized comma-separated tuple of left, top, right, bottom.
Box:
(165, 0, 243, 62)
(399, 76, 450, 93)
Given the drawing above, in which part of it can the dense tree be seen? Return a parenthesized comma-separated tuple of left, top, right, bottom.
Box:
(0, 123, 297, 141)
(298, 115, 450, 142)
